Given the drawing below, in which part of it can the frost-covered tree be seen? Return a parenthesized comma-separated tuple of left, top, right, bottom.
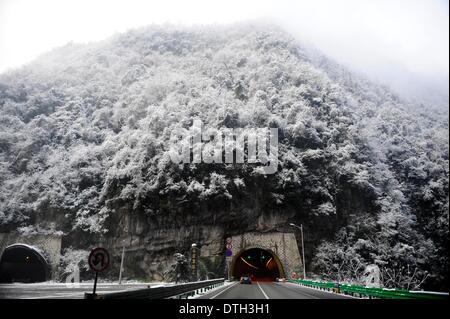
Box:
(0, 23, 447, 289)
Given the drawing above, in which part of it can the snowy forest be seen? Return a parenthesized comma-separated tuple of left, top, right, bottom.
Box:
(0, 24, 448, 290)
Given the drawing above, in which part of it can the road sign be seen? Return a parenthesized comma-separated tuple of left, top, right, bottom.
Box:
(88, 247, 110, 272)
(225, 238, 232, 257)
(191, 245, 199, 281)
(88, 247, 110, 295)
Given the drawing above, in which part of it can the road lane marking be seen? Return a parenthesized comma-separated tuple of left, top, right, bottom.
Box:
(25, 293, 84, 299)
(210, 282, 238, 299)
(257, 282, 269, 299)
(283, 282, 356, 299)
(21, 287, 154, 299)
(295, 284, 357, 299)
(275, 283, 320, 299)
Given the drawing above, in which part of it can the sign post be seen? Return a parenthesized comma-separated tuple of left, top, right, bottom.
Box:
(190, 243, 199, 282)
(93, 271, 99, 294)
(88, 247, 110, 296)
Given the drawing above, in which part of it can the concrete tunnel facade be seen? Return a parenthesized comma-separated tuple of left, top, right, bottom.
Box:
(227, 232, 303, 281)
(0, 233, 62, 283)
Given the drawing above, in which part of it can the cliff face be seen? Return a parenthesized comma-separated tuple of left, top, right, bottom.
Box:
(63, 181, 372, 281)
(0, 24, 448, 289)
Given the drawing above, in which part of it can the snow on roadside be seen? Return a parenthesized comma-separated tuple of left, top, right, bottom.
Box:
(188, 280, 234, 299)
(0, 280, 166, 287)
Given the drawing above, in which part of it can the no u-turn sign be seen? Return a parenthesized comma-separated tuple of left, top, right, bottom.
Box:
(88, 247, 110, 272)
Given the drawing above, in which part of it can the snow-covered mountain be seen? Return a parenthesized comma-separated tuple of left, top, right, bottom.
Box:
(0, 24, 447, 290)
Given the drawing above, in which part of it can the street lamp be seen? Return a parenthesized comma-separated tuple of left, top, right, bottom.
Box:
(290, 223, 306, 280)
(118, 240, 126, 284)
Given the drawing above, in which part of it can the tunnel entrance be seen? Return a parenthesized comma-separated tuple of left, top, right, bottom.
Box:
(0, 244, 49, 283)
(231, 248, 285, 282)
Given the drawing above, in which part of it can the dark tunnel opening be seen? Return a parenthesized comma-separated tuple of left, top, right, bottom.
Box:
(232, 248, 285, 282)
(0, 245, 49, 283)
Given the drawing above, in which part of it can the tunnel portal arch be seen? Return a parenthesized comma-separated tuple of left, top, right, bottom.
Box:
(0, 244, 50, 283)
(231, 247, 286, 281)
(227, 232, 303, 281)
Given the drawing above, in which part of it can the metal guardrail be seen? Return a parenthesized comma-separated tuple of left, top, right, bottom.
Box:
(289, 279, 448, 300)
(84, 278, 225, 299)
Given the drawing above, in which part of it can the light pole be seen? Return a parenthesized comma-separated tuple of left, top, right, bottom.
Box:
(290, 223, 306, 280)
(118, 242, 125, 284)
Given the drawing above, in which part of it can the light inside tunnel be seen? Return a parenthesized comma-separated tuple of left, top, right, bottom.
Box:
(0, 245, 49, 283)
(232, 248, 284, 282)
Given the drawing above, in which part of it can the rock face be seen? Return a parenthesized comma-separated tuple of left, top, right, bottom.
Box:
(98, 200, 302, 281)
(0, 24, 448, 289)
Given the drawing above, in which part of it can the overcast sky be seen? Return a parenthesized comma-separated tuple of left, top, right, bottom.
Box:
(0, 0, 448, 102)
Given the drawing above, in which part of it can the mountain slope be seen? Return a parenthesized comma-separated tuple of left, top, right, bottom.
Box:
(0, 24, 448, 289)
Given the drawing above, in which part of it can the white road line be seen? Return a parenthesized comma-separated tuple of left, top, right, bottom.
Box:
(284, 282, 357, 299)
(210, 282, 239, 299)
(276, 283, 320, 299)
(257, 282, 270, 299)
(21, 288, 145, 299)
(24, 293, 84, 299)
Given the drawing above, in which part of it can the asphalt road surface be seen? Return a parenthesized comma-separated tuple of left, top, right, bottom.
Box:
(0, 281, 354, 299)
(0, 282, 160, 299)
(199, 281, 354, 299)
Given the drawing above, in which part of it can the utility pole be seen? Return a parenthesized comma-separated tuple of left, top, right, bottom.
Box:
(290, 223, 306, 280)
(300, 224, 306, 280)
(118, 244, 125, 284)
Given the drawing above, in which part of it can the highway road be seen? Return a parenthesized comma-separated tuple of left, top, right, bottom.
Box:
(199, 281, 354, 299)
(0, 282, 160, 299)
(0, 281, 354, 299)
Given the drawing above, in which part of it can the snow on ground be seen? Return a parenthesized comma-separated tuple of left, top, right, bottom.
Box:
(0, 280, 165, 287)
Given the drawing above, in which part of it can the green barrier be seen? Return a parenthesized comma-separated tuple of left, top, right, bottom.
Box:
(288, 279, 448, 300)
